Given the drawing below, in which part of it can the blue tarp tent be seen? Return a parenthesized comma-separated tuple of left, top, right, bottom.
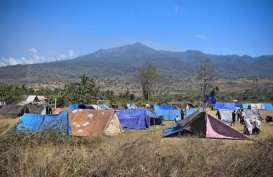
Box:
(235, 103, 242, 108)
(215, 102, 236, 110)
(264, 103, 273, 110)
(116, 108, 158, 129)
(184, 108, 199, 118)
(242, 104, 249, 109)
(17, 109, 71, 134)
(154, 105, 181, 121)
(68, 104, 78, 109)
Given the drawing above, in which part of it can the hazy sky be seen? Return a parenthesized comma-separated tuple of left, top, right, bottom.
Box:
(0, 0, 273, 66)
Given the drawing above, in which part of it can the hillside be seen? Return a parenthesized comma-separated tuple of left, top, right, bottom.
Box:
(0, 42, 273, 85)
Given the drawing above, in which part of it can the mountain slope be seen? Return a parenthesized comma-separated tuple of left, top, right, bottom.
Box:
(0, 42, 273, 84)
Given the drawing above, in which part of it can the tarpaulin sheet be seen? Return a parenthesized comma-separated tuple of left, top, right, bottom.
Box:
(264, 103, 273, 110)
(215, 102, 236, 110)
(154, 104, 181, 121)
(17, 109, 71, 134)
(116, 108, 156, 129)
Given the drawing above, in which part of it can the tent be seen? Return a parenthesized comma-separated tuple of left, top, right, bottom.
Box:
(68, 104, 78, 109)
(25, 104, 45, 114)
(242, 104, 249, 109)
(17, 109, 71, 134)
(163, 111, 249, 140)
(263, 103, 273, 110)
(254, 103, 265, 110)
(219, 109, 263, 123)
(184, 108, 204, 118)
(215, 102, 236, 110)
(235, 103, 242, 109)
(127, 103, 138, 109)
(116, 108, 159, 129)
(154, 104, 181, 121)
(68, 109, 122, 136)
(244, 118, 261, 135)
(0, 104, 26, 118)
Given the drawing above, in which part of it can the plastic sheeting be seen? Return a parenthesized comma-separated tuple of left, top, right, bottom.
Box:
(162, 111, 249, 140)
(244, 118, 261, 135)
(154, 104, 181, 121)
(242, 104, 249, 109)
(116, 108, 157, 129)
(264, 103, 273, 110)
(219, 109, 263, 123)
(68, 104, 78, 109)
(127, 103, 138, 109)
(215, 102, 236, 110)
(218, 110, 233, 122)
(17, 109, 71, 134)
(184, 108, 199, 118)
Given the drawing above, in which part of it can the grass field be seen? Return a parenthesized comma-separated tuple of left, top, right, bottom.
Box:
(0, 110, 272, 177)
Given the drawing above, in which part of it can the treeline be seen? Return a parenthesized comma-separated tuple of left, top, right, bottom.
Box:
(1, 75, 273, 108)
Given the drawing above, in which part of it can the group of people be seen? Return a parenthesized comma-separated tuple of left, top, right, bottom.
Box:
(216, 108, 245, 126)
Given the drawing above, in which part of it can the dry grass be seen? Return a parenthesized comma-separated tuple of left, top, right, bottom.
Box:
(0, 111, 273, 177)
(0, 117, 19, 135)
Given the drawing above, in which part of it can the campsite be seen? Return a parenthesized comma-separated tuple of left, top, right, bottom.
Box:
(0, 101, 273, 177)
(1, 1, 273, 176)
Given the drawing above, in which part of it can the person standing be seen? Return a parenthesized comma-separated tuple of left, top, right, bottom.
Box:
(216, 110, 221, 120)
(236, 109, 241, 122)
(240, 110, 245, 125)
(231, 110, 236, 126)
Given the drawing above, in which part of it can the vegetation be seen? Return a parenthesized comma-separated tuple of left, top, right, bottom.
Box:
(0, 128, 272, 177)
(139, 63, 161, 101)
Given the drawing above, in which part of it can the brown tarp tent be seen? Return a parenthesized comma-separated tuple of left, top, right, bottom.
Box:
(0, 104, 26, 118)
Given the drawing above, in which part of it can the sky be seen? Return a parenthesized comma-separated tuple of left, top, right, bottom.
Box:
(0, 0, 273, 67)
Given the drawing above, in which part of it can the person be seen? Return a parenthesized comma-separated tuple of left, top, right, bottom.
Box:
(175, 116, 180, 123)
(231, 110, 236, 126)
(240, 110, 245, 125)
(46, 105, 52, 114)
(180, 110, 185, 120)
(236, 109, 241, 122)
(216, 110, 221, 120)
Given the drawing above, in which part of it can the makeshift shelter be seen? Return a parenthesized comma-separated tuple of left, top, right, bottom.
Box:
(127, 103, 138, 109)
(68, 104, 78, 109)
(219, 109, 263, 123)
(184, 108, 200, 118)
(68, 109, 122, 136)
(242, 103, 249, 109)
(116, 108, 159, 129)
(264, 103, 273, 110)
(163, 111, 249, 140)
(25, 104, 45, 114)
(17, 109, 71, 134)
(0, 104, 26, 118)
(235, 103, 242, 109)
(244, 118, 261, 135)
(215, 102, 236, 110)
(154, 104, 181, 121)
(249, 103, 265, 110)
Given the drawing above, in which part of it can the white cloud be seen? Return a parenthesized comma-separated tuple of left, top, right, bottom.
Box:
(29, 48, 38, 53)
(195, 35, 210, 41)
(0, 49, 77, 67)
(68, 50, 75, 57)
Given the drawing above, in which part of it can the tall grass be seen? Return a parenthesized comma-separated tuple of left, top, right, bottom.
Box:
(0, 130, 272, 177)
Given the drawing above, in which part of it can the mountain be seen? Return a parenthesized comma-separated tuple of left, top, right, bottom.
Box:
(1, 42, 273, 84)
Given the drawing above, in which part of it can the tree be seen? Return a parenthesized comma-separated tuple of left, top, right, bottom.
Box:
(139, 63, 161, 101)
(198, 60, 215, 99)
